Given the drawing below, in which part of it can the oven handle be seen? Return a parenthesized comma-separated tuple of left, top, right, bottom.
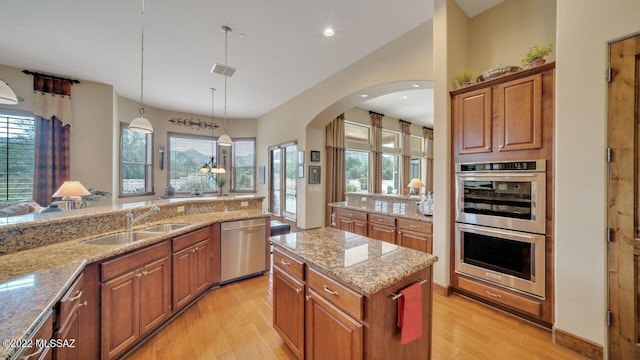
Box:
(456, 172, 543, 179)
(456, 223, 539, 241)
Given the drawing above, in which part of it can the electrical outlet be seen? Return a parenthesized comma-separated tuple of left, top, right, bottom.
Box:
(241, 201, 248, 207)
(361, 197, 367, 202)
(177, 206, 185, 212)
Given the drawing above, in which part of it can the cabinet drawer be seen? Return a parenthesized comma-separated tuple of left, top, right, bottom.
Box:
(57, 273, 84, 331)
(273, 249, 304, 281)
(101, 241, 170, 281)
(334, 208, 367, 222)
(368, 213, 396, 227)
(458, 276, 541, 317)
(397, 218, 432, 234)
(308, 268, 363, 321)
(172, 227, 209, 252)
(14, 310, 53, 360)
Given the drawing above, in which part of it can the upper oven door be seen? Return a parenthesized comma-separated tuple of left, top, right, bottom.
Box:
(455, 171, 546, 234)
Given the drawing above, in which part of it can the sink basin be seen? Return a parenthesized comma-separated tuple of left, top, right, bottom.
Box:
(83, 231, 156, 245)
(139, 223, 189, 232)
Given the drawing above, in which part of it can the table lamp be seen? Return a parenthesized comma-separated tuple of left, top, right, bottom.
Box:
(406, 178, 425, 195)
(52, 181, 91, 209)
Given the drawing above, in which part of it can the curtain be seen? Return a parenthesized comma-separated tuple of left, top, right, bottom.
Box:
(30, 74, 74, 205)
(325, 113, 345, 226)
(369, 111, 383, 194)
(400, 120, 412, 195)
(424, 127, 434, 192)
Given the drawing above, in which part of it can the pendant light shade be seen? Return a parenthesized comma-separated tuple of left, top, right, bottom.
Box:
(129, 0, 153, 134)
(217, 133, 232, 147)
(0, 80, 18, 105)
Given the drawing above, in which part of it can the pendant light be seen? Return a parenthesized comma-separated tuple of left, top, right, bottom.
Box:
(216, 26, 233, 147)
(200, 88, 225, 174)
(0, 80, 18, 105)
(129, 0, 153, 134)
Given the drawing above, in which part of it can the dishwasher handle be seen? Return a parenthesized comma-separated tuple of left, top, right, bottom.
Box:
(222, 224, 266, 232)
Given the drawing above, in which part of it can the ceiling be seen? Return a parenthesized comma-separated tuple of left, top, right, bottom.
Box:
(0, 1, 500, 128)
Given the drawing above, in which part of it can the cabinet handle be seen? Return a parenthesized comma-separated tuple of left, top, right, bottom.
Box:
(378, 219, 385, 222)
(295, 288, 302, 294)
(68, 290, 83, 301)
(142, 271, 149, 276)
(21, 344, 44, 359)
(77, 300, 88, 308)
(409, 224, 419, 228)
(486, 291, 502, 298)
(348, 213, 354, 217)
(279, 259, 291, 267)
(136, 273, 143, 278)
(323, 285, 339, 296)
(305, 295, 312, 301)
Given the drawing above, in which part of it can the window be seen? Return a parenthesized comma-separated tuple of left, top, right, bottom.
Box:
(0, 111, 35, 200)
(345, 122, 370, 144)
(381, 130, 400, 149)
(120, 123, 153, 195)
(168, 133, 218, 193)
(410, 135, 424, 156)
(410, 158, 421, 180)
(231, 138, 256, 191)
(381, 154, 399, 194)
(345, 150, 369, 193)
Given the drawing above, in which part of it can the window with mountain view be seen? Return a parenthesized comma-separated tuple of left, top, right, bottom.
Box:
(0, 111, 35, 200)
(231, 138, 255, 191)
(120, 123, 153, 195)
(168, 133, 218, 193)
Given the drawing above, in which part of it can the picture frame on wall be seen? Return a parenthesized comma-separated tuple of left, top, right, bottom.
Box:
(258, 166, 266, 185)
(310, 150, 320, 162)
(298, 164, 304, 178)
(309, 165, 321, 184)
(298, 150, 305, 164)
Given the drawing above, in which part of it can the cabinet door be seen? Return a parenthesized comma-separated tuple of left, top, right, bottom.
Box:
(192, 240, 211, 295)
(172, 247, 193, 310)
(54, 308, 80, 360)
(351, 219, 368, 236)
(368, 223, 396, 244)
(497, 73, 543, 151)
(139, 256, 171, 336)
(398, 230, 432, 253)
(336, 216, 352, 232)
(102, 271, 139, 359)
(455, 87, 492, 154)
(273, 266, 305, 360)
(306, 289, 363, 360)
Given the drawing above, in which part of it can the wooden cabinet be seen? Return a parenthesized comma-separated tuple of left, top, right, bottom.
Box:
(172, 227, 212, 311)
(54, 273, 86, 360)
(367, 214, 396, 244)
(13, 311, 53, 360)
(497, 74, 542, 152)
(397, 219, 433, 253)
(455, 87, 492, 154)
(101, 241, 171, 359)
(334, 208, 368, 236)
(273, 255, 305, 360)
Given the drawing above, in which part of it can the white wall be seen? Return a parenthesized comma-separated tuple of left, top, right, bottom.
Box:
(257, 20, 434, 229)
(555, 0, 640, 349)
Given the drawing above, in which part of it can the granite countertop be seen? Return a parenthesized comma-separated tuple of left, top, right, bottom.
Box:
(0, 208, 268, 360)
(270, 227, 438, 294)
(329, 201, 433, 222)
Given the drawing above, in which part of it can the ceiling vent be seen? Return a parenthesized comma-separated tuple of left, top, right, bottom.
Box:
(210, 63, 237, 77)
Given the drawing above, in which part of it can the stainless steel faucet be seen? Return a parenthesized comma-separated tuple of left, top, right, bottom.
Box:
(126, 205, 160, 230)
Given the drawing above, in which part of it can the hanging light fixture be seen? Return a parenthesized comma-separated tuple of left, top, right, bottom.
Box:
(0, 80, 18, 105)
(212, 26, 233, 147)
(200, 88, 226, 174)
(129, 0, 153, 134)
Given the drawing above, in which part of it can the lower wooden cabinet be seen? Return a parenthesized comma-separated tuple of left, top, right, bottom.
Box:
(54, 273, 86, 360)
(273, 266, 305, 359)
(334, 208, 368, 236)
(13, 310, 53, 360)
(305, 288, 363, 360)
(397, 218, 433, 253)
(368, 223, 396, 244)
(172, 227, 213, 311)
(101, 241, 171, 359)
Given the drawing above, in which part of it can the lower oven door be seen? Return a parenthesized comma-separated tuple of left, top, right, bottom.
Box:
(455, 223, 545, 299)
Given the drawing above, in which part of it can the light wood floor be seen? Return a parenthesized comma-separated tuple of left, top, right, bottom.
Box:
(126, 273, 584, 360)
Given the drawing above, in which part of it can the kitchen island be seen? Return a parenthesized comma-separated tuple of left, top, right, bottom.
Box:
(271, 227, 438, 359)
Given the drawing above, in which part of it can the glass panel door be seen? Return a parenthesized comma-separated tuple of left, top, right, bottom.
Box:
(269, 143, 297, 221)
(270, 148, 281, 216)
(284, 145, 297, 219)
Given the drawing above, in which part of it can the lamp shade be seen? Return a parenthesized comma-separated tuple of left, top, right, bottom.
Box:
(52, 181, 91, 198)
(407, 178, 425, 188)
(0, 80, 18, 105)
(129, 116, 153, 134)
(218, 133, 232, 147)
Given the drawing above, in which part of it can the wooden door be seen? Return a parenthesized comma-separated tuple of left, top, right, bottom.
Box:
(54, 308, 80, 360)
(306, 289, 363, 360)
(608, 34, 640, 359)
(454, 87, 492, 154)
(398, 229, 432, 253)
(368, 223, 396, 244)
(192, 240, 211, 295)
(273, 267, 305, 359)
(102, 271, 139, 359)
(336, 216, 351, 232)
(497, 74, 542, 151)
(172, 247, 193, 310)
(139, 256, 171, 336)
(351, 219, 368, 236)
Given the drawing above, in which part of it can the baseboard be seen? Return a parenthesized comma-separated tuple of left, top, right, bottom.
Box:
(433, 283, 453, 297)
(553, 327, 603, 360)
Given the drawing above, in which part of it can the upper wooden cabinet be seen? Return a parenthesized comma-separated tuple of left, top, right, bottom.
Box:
(451, 63, 554, 162)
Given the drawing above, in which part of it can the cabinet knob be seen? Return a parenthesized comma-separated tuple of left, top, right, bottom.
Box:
(295, 287, 302, 294)
(77, 300, 88, 308)
(305, 295, 312, 301)
(142, 271, 149, 276)
(136, 273, 143, 278)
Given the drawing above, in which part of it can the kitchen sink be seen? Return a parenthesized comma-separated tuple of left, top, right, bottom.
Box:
(83, 231, 156, 245)
(139, 223, 190, 232)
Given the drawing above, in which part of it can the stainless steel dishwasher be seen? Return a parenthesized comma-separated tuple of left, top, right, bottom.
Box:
(220, 218, 267, 284)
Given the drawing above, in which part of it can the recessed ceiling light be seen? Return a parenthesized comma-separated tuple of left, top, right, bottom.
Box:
(400, 95, 408, 100)
(412, 84, 421, 88)
(360, 94, 369, 98)
(323, 27, 335, 37)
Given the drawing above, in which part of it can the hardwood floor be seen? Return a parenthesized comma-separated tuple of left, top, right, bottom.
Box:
(126, 273, 584, 360)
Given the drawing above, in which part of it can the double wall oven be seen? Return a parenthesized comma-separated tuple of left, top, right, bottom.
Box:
(454, 160, 546, 299)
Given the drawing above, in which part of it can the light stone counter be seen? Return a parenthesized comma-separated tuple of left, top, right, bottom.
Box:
(270, 227, 437, 294)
